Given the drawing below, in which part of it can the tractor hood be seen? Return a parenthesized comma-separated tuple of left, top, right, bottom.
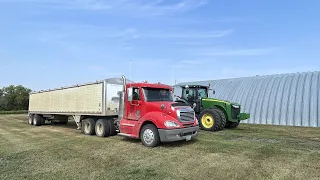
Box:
(202, 98, 240, 106)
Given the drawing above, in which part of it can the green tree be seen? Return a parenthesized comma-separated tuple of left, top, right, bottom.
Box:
(0, 85, 32, 111)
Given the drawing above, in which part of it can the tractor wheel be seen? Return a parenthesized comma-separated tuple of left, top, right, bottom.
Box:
(212, 107, 227, 130)
(199, 108, 225, 131)
(225, 121, 240, 129)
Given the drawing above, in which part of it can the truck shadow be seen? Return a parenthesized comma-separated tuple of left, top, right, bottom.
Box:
(120, 137, 198, 148)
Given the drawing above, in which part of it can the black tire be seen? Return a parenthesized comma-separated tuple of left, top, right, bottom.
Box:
(28, 114, 34, 125)
(225, 121, 240, 129)
(212, 107, 227, 131)
(140, 124, 160, 147)
(33, 114, 42, 126)
(82, 118, 96, 135)
(198, 108, 225, 131)
(108, 119, 117, 136)
(95, 119, 110, 137)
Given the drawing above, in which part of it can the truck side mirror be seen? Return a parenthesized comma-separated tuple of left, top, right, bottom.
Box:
(127, 88, 133, 102)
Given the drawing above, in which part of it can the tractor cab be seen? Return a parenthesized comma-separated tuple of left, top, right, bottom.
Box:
(175, 85, 214, 114)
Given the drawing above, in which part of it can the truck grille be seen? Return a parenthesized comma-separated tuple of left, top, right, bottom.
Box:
(231, 106, 240, 119)
(179, 111, 195, 122)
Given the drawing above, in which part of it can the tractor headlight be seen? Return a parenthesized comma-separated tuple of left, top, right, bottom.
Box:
(164, 121, 180, 128)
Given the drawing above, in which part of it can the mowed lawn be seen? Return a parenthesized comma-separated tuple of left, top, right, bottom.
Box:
(0, 115, 319, 180)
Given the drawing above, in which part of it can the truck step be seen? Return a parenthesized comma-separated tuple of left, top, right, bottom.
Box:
(117, 133, 132, 137)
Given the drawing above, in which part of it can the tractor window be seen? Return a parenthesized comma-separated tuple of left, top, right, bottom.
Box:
(198, 88, 208, 98)
(182, 88, 196, 101)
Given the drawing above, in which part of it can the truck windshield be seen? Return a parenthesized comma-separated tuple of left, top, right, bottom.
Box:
(142, 88, 173, 102)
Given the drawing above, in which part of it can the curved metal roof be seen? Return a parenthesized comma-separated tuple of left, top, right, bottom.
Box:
(176, 71, 320, 127)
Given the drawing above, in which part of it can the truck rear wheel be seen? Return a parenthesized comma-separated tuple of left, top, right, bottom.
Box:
(140, 124, 160, 147)
(225, 121, 240, 129)
(199, 108, 225, 131)
(108, 119, 117, 136)
(95, 119, 110, 137)
(82, 118, 96, 135)
(33, 114, 42, 126)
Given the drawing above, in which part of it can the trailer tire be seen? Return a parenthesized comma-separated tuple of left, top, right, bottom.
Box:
(199, 108, 225, 131)
(82, 118, 96, 135)
(95, 119, 110, 137)
(140, 124, 160, 147)
(33, 114, 42, 126)
(225, 121, 240, 129)
(28, 114, 34, 125)
(108, 119, 117, 136)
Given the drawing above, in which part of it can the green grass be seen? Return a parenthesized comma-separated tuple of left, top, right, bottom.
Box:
(0, 110, 28, 115)
(0, 115, 319, 180)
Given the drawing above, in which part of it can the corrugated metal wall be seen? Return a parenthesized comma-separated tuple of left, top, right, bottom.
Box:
(176, 71, 320, 127)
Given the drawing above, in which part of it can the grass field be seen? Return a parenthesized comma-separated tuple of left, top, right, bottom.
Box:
(0, 115, 319, 180)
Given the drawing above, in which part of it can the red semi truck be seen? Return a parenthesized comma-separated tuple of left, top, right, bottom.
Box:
(28, 76, 199, 147)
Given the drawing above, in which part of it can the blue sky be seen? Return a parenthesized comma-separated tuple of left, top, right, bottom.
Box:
(1, 0, 320, 91)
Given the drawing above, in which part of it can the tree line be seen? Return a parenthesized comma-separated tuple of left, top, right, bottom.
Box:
(0, 85, 32, 111)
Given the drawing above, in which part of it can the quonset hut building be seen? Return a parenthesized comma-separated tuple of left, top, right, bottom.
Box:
(175, 71, 320, 127)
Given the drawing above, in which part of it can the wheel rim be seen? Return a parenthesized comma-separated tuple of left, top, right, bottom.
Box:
(84, 122, 90, 133)
(201, 113, 214, 128)
(29, 117, 32, 124)
(33, 118, 37, 125)
(96, 123, 103, 135)
(143, 129, 154, 145)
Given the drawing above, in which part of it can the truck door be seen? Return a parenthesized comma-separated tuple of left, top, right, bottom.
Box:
(128, 87, 142, 121)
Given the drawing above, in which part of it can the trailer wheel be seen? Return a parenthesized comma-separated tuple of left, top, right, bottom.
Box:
(140, 124, 160, 147)
(225, 121, 240, 129)
(28, 114, 34, 125)
(108, 119, 117, 136)
(95, 119, 110, 137)
(33, 114, 42, 126)
(82, 118, 96, 135)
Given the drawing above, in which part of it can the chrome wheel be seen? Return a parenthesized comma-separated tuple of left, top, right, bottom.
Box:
(84, 122, 90, 134)
(143, 129, 155, 145)
(96, 123, 103, 135)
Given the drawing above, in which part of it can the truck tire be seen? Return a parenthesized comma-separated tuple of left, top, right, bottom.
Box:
(33, 114, 42, 126)
(108, 119, 117, 136)
(95, 119, 110, 137)
(28, 114, 34, 125)
(225, 121, 240, 129)
(199, 108, 225, 131)
(140, 124, 160, 147)
(82, 118, 96, 135)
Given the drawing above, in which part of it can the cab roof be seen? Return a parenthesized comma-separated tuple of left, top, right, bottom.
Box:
(126, 82, 172, 89)
(178, 85, 209, 88)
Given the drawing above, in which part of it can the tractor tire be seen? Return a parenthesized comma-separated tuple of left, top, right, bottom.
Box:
(82, 118, 96, 135)
(108, 119, 117, 136)
(140, 124, 160, 147)
(225, 121, 240, 129)
(95, 119, 110, 137)
(212, 107, 227, 130)
(198, 108, 225, 131)
(33, 114, 42, 126)
(28, 114, 34, 125)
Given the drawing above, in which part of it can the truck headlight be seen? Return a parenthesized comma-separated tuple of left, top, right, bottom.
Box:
(164, 121, 180, 128)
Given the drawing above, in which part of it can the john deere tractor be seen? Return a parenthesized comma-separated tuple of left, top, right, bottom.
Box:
(174, 84, 250, 131)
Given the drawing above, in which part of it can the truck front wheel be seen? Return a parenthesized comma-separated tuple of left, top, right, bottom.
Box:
(82, 118, 96, 135)
(140, 124, 160, 147)
(95, 119, 110, 137)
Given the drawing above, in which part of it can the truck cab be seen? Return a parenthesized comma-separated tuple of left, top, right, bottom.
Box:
(117, 82, 199, 147)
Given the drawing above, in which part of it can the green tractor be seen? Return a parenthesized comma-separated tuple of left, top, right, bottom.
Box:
(173, 84, 250, 131)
